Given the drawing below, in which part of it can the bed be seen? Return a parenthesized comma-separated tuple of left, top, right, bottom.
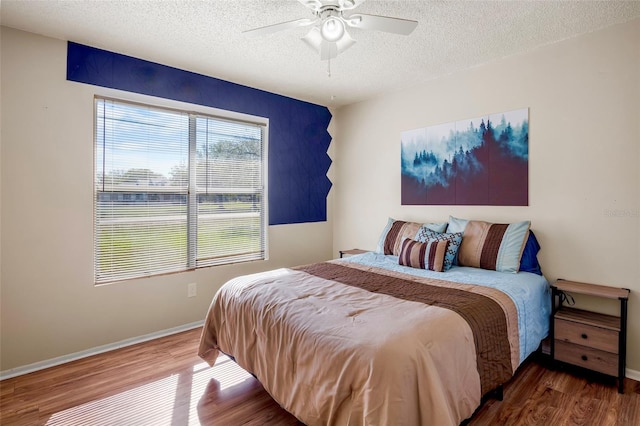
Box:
(198, 218, 551, 425)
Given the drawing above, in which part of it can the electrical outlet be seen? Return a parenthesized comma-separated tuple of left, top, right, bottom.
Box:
(187, 282, 197, 298)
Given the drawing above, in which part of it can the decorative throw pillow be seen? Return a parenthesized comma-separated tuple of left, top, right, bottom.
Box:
(519, 231, 543, 275)
(447, 216, 531, 273)
(398, 238, 449, 272)
(415, 228, 463, 271)
(376, 218, 447, 255)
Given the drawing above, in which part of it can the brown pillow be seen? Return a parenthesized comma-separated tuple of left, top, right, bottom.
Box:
(384, 221, 423, 255)
(398, 238, 449, 272)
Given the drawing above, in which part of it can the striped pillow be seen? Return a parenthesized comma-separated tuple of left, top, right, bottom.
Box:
(447, 216, 531, 273)
(415, 228, 463, 271)
(398, 238, 450, 272)
(377, 218, 448, 255)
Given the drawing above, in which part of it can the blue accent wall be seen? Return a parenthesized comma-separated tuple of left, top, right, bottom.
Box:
(67, 42, 332, 225)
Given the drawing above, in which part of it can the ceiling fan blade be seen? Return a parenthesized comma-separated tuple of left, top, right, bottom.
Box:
(243, 18, 316, 37)
(297, 0, 323, 12)
(345, 13, 418, 35)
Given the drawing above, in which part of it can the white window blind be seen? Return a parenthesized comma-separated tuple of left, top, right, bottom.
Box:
(95, 97, 267, 284)
(194, 116, 264, 267)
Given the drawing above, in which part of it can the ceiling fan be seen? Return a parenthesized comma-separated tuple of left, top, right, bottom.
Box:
(243, 0, 419, 61)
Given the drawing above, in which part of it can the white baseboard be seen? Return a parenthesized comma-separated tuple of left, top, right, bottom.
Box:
(626, 367, 640, 382)
(0, 320, 204, 381)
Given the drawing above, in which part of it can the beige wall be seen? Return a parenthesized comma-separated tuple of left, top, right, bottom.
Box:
(332, 19, 640, 372)
(0, 27, 334, 372)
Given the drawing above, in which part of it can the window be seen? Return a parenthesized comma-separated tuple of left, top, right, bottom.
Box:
(95, 97, 267, 284)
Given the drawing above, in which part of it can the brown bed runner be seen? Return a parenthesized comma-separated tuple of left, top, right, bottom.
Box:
(295, 262, 513, 395)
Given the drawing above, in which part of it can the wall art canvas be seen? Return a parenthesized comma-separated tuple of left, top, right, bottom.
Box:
(401, 108, 529, 206)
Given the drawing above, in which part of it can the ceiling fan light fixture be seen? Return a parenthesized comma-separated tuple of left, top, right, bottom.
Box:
(301, 27, 323, 53)
(335, 30, 356, 53)
(302, 26, 355, 61)
(346, 15, 363, 26)
(320, 17, 345, 42)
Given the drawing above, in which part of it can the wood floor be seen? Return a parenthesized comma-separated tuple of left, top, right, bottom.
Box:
(1, 328, 638, 425)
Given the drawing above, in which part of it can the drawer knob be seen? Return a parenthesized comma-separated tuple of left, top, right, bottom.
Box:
(581, 355, 588, 361)
(581, 333, 588, 339)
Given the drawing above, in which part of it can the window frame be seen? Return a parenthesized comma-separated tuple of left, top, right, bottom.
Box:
(93, 95, 269, 285)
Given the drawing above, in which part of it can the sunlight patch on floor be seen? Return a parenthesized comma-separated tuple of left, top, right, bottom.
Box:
(46, 375, 179, 425)
(46, 355, 254, 425)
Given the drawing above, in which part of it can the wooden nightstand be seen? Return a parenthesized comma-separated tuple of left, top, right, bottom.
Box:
(339, 249, 368, 258)
(550, 279, 630, 393)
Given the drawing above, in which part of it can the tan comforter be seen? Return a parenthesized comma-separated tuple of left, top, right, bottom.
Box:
(198, 261, 519, 426)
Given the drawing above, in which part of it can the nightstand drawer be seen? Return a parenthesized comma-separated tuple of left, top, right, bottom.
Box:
(551, 281, 630, 394)
(554, 340, 618, 376)
(554, 318, 618, 353)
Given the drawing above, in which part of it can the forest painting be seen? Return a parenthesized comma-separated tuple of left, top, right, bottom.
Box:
(401, 108, 529, 205)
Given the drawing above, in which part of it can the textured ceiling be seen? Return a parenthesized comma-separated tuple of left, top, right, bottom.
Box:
(2, 0, 639, 107)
